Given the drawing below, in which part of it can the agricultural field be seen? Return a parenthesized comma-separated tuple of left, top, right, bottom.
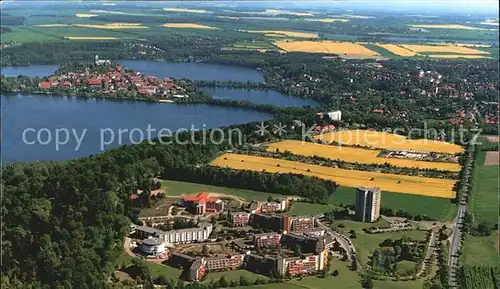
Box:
(274, 40, 380, 57)
(161, 23, 219, 29)
(376, 44, 418, 56)
(75, 13, 98, 18)
(64, 36, 120, 40)
(428, 54, 492, 59)
(267, 140, 461, 171)
(212, 153, 457, 198)
(399, 44, 489, 54)
(242, 30, 318, 38)
(408, 24, 490, 30)
(314, 129, 464, 154)
(72, 23, 149, 29)
(304, 18, 350, 23)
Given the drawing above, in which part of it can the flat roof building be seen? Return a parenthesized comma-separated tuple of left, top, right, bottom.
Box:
(355, 187, 381, 223)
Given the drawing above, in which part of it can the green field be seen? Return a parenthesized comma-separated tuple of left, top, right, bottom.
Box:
(469, 151, 499, 225)
(462, 150, 499, 267)
(285, 202, 334, 216)
(330, 187, 457, 221)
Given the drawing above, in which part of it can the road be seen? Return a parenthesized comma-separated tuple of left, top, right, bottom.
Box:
(448, 144, 475, 288)
(315, 214, 361, 269)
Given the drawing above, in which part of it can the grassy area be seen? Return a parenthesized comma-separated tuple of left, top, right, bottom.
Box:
(469, 151, 499, 225)
(363, 43, 400, 58)
(330, 186, 457, 221)
(461, 234, 498, 267)
(160, 179, 288, 201)
(202, 270, 269, 284)
(285, 202, 334, 216)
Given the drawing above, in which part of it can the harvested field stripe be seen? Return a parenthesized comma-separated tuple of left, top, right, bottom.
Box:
(400, 44, 489, 55)
(428, 54, 492, 59)
(314, 129, 464, 154)
(161, 23, 218, 29)
(212, 154, 457, 198)
(267, 140, 461, 172)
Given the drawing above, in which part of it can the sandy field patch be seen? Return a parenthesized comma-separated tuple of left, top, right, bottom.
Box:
(265, 9, 313, 16)
(304, 18, 349, 23)
(376, 44, 418, 56)
(432, 42, 492, 48)
(242, 30, 318, 38)
(34, 24, 69, 27)
(400, 44, 489, 55)
(409, 24, 488, 30)
(75, 13, 98, 18)
(217, 16, 240, 20)
(73, 23, 148, 29)
(428, 54, 492, 59)
(64, 36, 120, 40)
(484, 151, 499, 166)
(275, 40, 379, 57)
(486, 136, 500, 143)
(163, 8, 210, 14)
(161, 23, 218, 29)
(315, 129, 464, 154)
(212, 153, 457, 198)
(342, 14, 376, 19)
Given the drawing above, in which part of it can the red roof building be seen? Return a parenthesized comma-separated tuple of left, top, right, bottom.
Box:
(38, 82, 52, 89)
(63, 81, 72, 87)
(181, 192, 224, 215)
(372, 109, 384, 114)
(88, 78, 102, 86)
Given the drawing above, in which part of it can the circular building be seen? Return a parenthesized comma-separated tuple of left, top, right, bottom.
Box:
(140, 236, 166, 256)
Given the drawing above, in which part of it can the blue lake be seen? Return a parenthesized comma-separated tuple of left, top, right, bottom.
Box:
(1, 93, 271, 163)
(1, 65, 59, 77)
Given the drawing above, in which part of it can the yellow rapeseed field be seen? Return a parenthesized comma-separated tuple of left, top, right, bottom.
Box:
(164, 8, 210, 14)
(409, 24, 488, 30)
(267, 140, 461, 172)
(212, 154, 456, 198)
(376, 44, 418, 56)
(34, 24, 69, 27)
(64, 36, 120, 40)
(314, 130, 464, 154)
(162, 23, 218, 29)
(242, 30, 318, 38)
(73, 23, 148, 29)
(400, 44, 488, 55)
(304, 18, 350, 23)
(274, 40, 380, 56)
(75, 14, 98, 18)
(428, 54, 492, 59)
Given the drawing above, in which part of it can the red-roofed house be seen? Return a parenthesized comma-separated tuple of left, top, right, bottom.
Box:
(63, 81, 72, 87)
(372, 109, 384, 114)
(88, 78, 102, 87)
(181, 192, 224, 215)
(38, 82, 52, 89)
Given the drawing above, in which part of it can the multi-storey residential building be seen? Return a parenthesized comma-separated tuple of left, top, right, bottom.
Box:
(355, 187, 381, 222)
(204, 254, 244, 271)
(281, 233, 326, 255)
(276, 249, 328, 277)
(231, 212, 251, 226)
(134, 222, 213, 244)
(253, 232, 281, 248)
(248, 199, 289, 214)
(181, 192, 224, 215)
(189, 258, 205, 281)
(249, 214, 284, 231)
(283, 216, 315, 233)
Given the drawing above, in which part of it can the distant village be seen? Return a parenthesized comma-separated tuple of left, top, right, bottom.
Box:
(37, 55, 188, 101)
(127, 187, 384, 282)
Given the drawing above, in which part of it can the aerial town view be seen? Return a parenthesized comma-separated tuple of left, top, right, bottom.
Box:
(0, 1, 498, 289)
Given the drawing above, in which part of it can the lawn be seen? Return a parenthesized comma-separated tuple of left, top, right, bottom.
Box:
(285, 202, 334, 217)
(160, 179, 288, 201)
(330, 186, 457, 221)
(202, 270, 269, 284)
(348, 228, 428, 266)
